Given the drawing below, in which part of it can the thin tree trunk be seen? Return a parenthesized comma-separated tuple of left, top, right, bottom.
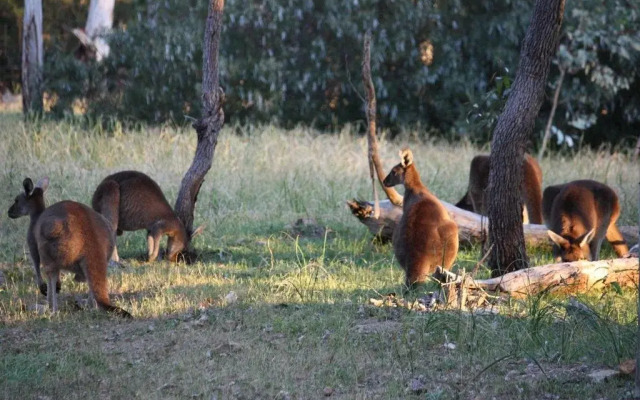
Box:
(85, 0, 114, 61)
(488, 0, 565, 276)
(174, 0, 225, 237)
(537, 67, 565, 161)
(21, 0, 43, 114)
(362, 31, 403, 211)
(72, 0, 115, 61)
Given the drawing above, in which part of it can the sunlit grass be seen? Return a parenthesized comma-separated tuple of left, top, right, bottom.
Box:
(0, 113, 639, 399)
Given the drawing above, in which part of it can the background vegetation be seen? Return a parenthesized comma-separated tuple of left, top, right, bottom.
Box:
(1, 116, 639, 398)
(2, 0, 639, 148)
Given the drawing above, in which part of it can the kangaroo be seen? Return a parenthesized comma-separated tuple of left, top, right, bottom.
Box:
(8, 177, 131, 317)
(92, 171, 192, 263)
(543, 179, 629, 262)
(455, 153, 543, 224)
(383, 149, 459, 287)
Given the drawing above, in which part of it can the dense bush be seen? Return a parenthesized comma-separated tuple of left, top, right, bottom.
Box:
(41, 0, 640, 146)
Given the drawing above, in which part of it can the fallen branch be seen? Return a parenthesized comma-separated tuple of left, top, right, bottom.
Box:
(433, 257, 639, 301)
(347, 198, 639, 248)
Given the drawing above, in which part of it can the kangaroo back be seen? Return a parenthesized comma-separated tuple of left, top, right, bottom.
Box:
(544, 179, 628, 262)
(35, 201, 131, 317)
(456, 154, 543, 223)
(384, 149, 459, 287)
(92, 171, 188, 262)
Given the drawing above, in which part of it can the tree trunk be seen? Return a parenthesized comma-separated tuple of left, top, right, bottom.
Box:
(21, 0, 43, 114)
(72, 0, 115, 62)
(347, 198, 639, 248)
(85, 0, 114, 61)
(361, 31, 403, 216)
(537, 67, 565, 161)
(174, 0, 225, 238)
(487, 0, 565, 276)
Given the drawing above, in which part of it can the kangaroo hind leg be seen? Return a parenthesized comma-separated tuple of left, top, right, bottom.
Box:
(81, 257, 132, 318)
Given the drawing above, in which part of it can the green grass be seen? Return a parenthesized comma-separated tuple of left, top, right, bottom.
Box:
(0, 113, 639, 399)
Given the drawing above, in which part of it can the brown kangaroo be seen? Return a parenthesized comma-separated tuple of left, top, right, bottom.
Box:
(455, 154, 543, 224)
(383, 149, 459, 287)
(92, 171, 191, 263)
(8, 177, 131, 317)
(543, 179, 629, 262)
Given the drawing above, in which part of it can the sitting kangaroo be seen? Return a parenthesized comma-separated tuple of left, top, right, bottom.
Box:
(92, 171, 193, 263)
(8, 177, 131, 317)
(383, 149, 459, 287)
(543, 179, 629, 262)
(455, 153, 543, 224)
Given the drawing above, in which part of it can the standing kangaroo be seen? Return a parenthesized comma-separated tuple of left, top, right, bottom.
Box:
(543, 179, 629, 262)
(455, 154, 543, 224)
(8, 177, 131, 317)
(92, 171, 192, 263)
(383, 149, 459, 287)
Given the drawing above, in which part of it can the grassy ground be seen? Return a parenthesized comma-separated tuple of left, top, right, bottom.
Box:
(0, 113, 639, 399)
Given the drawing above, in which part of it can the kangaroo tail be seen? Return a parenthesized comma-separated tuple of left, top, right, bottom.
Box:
(97, 301, 133, 318)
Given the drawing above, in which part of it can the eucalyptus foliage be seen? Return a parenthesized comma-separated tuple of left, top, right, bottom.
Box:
(42, 0, 640, 145)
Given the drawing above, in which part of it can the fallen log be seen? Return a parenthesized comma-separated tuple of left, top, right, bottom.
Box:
(433, 257, 639, 302)
(347, 198, 639, 248)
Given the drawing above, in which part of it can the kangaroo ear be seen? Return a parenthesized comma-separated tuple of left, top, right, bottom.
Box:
(580, 228, 596, 247)
(35, 177, 50, 194)
(191, 225, 205, 240)
(399, 149, 413, 167)
(23, 178, 34, 195)
(547, 230, 569, 247)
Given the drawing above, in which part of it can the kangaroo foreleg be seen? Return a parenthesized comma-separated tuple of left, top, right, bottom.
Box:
(147, 222, 166, 262)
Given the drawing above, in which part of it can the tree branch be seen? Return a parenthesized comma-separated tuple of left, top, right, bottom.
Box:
(362, 30, 403, 209)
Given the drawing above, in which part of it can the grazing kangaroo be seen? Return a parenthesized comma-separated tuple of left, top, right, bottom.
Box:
(455, 154, 543, 224)
(383, 149, 459, 287)
(543, 179, 629, 262)
(92, 171, 191, 263)
(8, 177, 131, 317)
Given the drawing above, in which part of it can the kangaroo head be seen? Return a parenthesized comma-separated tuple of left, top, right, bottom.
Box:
(165, 224, 204, 263)
(547, 228, 595, 262)
(383, 149, 413, 187)
(8, 177, 49, 219)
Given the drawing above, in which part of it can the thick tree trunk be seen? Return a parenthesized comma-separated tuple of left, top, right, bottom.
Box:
(361, 31, 403, 215)
(347, 198, 639, 248)
(21, 0, 43, 114)
(72, 0, 115, 62)
(174, 0, 225, 238)
(488, 0, 565, 276)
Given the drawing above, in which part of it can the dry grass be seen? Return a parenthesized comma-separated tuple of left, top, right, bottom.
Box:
(0, 113, 639, 399)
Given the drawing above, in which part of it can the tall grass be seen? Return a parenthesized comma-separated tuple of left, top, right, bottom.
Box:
(0, 114, 638, 399)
